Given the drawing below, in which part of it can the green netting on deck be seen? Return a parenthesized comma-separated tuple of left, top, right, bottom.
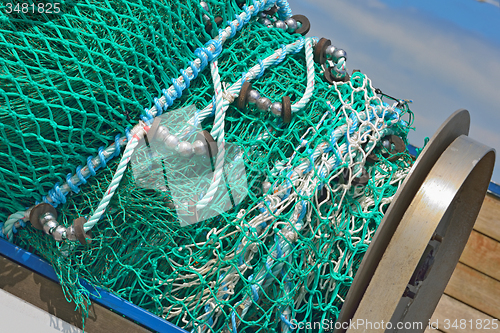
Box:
(0, 1, 415, 332)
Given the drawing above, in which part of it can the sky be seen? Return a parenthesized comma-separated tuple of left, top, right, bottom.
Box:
(288, 0, 500, 184)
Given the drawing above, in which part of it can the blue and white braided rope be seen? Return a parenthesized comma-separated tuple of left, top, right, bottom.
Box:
(1, 0, 290, 241)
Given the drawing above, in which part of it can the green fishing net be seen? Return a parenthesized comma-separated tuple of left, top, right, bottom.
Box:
(0, 0, 415, 332)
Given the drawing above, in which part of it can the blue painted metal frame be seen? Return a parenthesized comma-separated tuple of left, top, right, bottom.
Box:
(0, 237, 188, 333)
(488, 182, 500, 198)
(406, 144, 419, 157)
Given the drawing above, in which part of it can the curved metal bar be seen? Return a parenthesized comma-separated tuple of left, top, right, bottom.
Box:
(348, 135, 495, 332)
(337, 109, 471, 331)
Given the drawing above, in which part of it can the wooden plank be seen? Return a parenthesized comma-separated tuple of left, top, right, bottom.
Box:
(429, 294, 497, 333)
(444, 262, 500, 319)
(0, 255, 151, 333)
(459, 230, 500, 281)
(474, 194, 500, 242)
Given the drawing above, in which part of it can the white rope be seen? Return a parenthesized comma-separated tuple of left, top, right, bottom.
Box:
(173, 76, 412, 332)
(291, 37, 316, 112)
(82, 122, 147, 232)
(1, 0, 286, 241)
(196, 60, 227, 211)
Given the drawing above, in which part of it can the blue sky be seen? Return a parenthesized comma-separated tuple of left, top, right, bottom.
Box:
(288, 0, 500, 183)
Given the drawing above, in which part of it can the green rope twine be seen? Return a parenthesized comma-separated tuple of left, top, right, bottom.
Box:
(1, 0, 416, 331)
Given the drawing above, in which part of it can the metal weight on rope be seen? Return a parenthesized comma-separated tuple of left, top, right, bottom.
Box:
(196, 130, 218, 165)
(29, 203, 58, 230)
(73, 217, 93, 245)
(263, 5, 278, 15)
(281, 95, 292, 124)
(314, 38, 332, 65)
(290, 14, 310, 36)
(367, 134, 406, 163)
(205, 16, 223, 36)
(323, 63, 350, 84)
(237, 81, 253, 110)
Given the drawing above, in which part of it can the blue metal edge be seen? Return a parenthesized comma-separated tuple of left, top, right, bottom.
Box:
(406, 144, 419, 158)
(0, 237, 188, 333)
(488, 182, 500, 199)
(407, 144, 500, 198)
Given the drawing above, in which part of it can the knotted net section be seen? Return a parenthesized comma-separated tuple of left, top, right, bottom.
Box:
(0, 0, 414, 331)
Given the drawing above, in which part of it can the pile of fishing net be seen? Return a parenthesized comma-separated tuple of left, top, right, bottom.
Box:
(0, 0, 415, 331)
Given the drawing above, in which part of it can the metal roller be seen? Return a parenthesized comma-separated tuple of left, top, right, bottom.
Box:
(335, 109, 496, 333)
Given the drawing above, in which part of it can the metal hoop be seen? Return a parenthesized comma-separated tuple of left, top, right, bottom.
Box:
(336, 109, 496, 332)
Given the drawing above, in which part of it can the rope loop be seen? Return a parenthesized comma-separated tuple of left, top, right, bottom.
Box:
(76, 166, 87, 185)
(180, 69, 191, 89)
(227, 20, 237, 38)
(194, 48, 209, 70)
(66, 173, 80, 193)
(125, 127, 132, 142)
(141, 108, 154, 123)
(97, 147, 107, 168)
(113, 134, 122, 158)
(162, 88, 174, 107)
(276, 0, 293, 19)
(171, 78, 183, 98)
(42, 184, 60, 207)
(234, 13, 244, 31)
(274, 44, 287, 65)
(54, 183, 67, 205)
(154, 97, 163, 116)
(87, 156, 97, 176)
(204, 39, 222, 60)
(242, 5, 252, 24)
(188, 61, 199, 79)
(252, 0, 262, 13)
(293, 37, 305, 54)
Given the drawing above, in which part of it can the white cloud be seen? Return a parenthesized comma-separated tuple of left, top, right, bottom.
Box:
(289, 0, 500, 182)
(310, 0, 500, 113)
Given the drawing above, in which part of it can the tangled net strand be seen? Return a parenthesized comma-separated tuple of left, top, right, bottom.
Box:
(0, 0, 415, 332)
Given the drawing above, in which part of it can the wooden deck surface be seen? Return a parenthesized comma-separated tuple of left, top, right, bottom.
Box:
(425, 193, 500, 333)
